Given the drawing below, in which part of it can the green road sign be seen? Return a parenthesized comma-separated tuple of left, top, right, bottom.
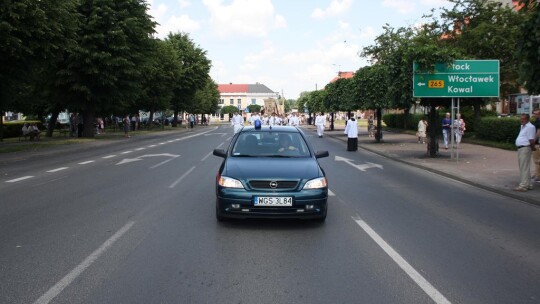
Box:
(413, 60, 499, 98)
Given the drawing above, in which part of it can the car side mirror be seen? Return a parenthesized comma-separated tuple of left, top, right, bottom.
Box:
(213, 149, 227, 158)
(314, 150, 329, 158)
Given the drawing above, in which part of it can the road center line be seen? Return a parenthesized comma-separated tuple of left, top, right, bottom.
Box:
(169, 166, 196, 189)
(33, 221, 135, 304)
(78, 161, 95, 165)
(201, 151, 213, 162)
(6, 176, 34, 183)
(352, 215, 451, 304)
(47, 167, 69, 173)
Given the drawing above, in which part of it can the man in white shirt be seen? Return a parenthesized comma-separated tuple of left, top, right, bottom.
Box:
(514, 113, 536, 191)
(231, 111, 244, 134)
(315, 112, 326, 138)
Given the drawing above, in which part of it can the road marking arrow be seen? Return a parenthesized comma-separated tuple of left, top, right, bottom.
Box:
(335, 156, 383, 172)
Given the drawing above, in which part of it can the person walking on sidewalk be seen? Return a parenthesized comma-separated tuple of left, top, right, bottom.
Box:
(514, 113, 536, 191)
(315, 112, 326, 138)
(441, 113, 452, 149)
(417, 117, 428, 144)
(453, 113, 466, 147)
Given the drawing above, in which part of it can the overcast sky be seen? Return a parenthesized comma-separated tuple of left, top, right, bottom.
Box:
(148, 0, 452, 99)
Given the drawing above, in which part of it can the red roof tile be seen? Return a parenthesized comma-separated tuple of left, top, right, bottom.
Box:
(330, 71, 354, 83)
(218, 84, 249, 93)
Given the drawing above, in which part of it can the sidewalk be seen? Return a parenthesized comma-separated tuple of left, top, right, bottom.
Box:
(304, 124, 540, 206)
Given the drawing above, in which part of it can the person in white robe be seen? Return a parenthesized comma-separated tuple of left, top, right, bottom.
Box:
(289, 113, 300, 126)
(315, 112, 326, 138)
(250, 113, 261, 125)
(268, 113, 280, 126)
(231, 112, 244, 134)
(344, 115, 358, 151)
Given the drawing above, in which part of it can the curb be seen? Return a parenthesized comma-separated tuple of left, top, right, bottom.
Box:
(304, 125, 540, 207)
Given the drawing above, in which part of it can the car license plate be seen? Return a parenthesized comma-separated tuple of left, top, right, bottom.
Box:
(254, 196, 293, 206)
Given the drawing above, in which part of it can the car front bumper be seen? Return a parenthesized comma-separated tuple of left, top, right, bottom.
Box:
(216, 187, 327, 219)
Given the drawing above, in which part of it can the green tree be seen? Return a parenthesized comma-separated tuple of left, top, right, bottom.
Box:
(136, 39, 178, 128)
(0, 0, 78, 139)
(193, 77, 220, 115)
(517, 0, 540, 94)
(166, 32, 211, 126)
(352, 65, 390, 142)
(440, 0, 522, 118)
(57, 0, 156, 137)
(247, 104, 262, 114)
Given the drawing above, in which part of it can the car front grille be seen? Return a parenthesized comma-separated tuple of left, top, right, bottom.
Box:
(249, 180, 298, 189)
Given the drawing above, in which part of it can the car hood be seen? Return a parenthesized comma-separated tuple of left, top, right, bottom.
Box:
(224, 157, 321, 180)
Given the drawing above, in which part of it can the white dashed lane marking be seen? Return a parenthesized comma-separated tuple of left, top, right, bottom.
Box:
(46, 167, 69, 173)
(121, 151, 133, 154)
(135, 148, 145, 151)
(102, 155, 116, 159)
(6, 176, 34, 183)
(78, 161, 95, 165)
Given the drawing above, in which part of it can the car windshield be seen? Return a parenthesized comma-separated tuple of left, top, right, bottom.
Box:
(232, 131, 310, 157)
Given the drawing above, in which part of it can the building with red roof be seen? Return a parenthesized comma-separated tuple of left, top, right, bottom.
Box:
(218, 82, 279, 114)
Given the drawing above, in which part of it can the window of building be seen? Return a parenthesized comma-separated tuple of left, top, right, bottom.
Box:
(219, 99, 224, 104)
(230, 99, 234, 105)
(237, 99, 241, 105)
(251, 98, 256, 105)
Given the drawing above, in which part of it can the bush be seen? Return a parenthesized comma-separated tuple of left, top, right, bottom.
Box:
(382, 113, 425, 131)
(475, 117, 520, 143)
(2, 121, 45, 138)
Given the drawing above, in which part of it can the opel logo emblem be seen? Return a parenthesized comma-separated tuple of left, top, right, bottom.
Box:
(269, 181, 278, 188)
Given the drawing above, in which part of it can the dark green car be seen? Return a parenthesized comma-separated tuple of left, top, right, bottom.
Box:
(213, 125, 329, 222)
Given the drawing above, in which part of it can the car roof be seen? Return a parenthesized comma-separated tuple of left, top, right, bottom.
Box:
(240, 125, 300, 133)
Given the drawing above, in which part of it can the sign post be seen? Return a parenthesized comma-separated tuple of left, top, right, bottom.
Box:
(413, 60, 499, 159)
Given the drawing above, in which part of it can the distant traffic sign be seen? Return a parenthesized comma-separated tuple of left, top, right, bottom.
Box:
(413, 60, 499, 98)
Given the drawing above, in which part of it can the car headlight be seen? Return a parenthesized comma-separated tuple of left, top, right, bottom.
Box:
(218, 175, 244, 189)
(303, 177, 327, 189)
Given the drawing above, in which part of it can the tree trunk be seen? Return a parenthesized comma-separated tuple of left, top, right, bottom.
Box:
(427, 100, 439, 157)
(375, 108, 383, 143)
(172, 110, 179, 127)
(82, 111, 95, 138)
(403, 108, 410, 130)
(330, 112, 335, 130)
(0, 112, 4, 142)
(47, 110, 60, 138)
(149, 111, 155, 129)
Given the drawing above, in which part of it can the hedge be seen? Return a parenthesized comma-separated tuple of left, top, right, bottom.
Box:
(2, 121, 45, 138)
(382, 113, 522, 143)
(475, 117, 520, 143)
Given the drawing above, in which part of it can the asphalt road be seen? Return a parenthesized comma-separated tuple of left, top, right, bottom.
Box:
(0, 125, 539, 304)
